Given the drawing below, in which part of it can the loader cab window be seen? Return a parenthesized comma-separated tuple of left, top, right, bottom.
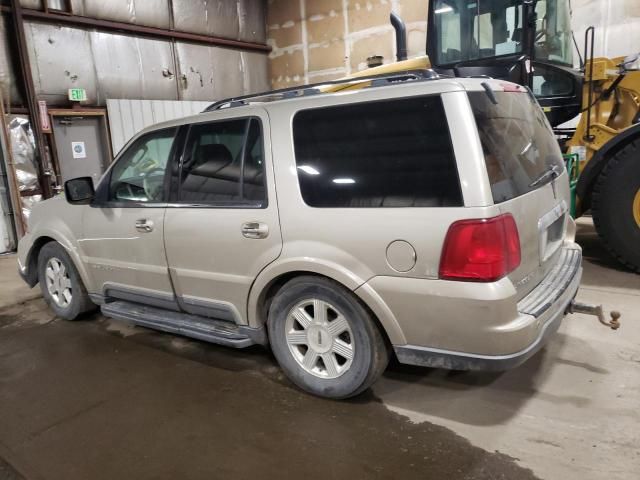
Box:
(533, 0, 573, 66)
(433, 0, 524, 65)
(433, 0, 573, 67)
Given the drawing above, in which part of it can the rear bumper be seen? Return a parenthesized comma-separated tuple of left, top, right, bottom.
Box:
(364, 245, 582, 370)
(394, 263, 581, 370)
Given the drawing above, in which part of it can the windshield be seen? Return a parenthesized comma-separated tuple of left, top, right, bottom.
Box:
(432, 0, 573, 66)
(468, 90, 565, 203)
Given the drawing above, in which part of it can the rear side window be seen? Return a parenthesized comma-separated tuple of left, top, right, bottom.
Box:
(173, 118, 266, 206)
(292, 96, 462, 208)
(468, 91, 565, 203)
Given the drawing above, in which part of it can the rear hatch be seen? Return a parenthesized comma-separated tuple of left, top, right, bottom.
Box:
(468, 87, 570, 300)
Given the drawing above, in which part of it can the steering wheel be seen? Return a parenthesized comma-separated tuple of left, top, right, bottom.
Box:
(143, 168, 165, 201)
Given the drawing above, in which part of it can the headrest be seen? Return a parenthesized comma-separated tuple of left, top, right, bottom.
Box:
(189, 144, 233, 177)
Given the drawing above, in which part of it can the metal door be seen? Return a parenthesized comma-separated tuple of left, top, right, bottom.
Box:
(78, 127, 178, 308)
(52, 116, 109, 185)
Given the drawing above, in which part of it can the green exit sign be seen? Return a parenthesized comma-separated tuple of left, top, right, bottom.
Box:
(68, 88, 87, 102)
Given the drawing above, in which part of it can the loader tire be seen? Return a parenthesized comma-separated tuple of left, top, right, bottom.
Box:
(591, 139, 640, 272)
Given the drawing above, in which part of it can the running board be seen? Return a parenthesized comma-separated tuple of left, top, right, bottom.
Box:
(101, 300, 267, 348)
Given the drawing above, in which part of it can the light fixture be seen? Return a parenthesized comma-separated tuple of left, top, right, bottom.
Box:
(297, 165, 320, 175)
(332, 178, 355, 184)
(434, 6, 453, 14)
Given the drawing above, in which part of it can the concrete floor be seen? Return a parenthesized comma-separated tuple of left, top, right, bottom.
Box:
(0, 218, 638, 479)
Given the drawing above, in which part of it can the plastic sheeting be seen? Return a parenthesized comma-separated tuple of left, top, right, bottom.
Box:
(19, 193, 41, 224)
(8, 117, 38, 192)
(8, 116, 41, 227)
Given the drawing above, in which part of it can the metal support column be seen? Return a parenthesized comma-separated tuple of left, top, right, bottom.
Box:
(8, 0, 52, 198)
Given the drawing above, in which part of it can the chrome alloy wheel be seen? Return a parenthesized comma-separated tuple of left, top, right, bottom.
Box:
(285, 299, 355, 379)
(45, 257, 72, 308)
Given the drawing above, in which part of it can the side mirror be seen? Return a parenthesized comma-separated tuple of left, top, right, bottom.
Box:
(64, 177, 95, 205)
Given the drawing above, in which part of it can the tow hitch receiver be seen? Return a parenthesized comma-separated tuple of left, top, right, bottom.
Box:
(568, 301, 621, 330)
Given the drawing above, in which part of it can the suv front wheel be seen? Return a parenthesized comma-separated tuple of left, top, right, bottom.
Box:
(268, 276, 389, 399)
(37, 242, 95, 320)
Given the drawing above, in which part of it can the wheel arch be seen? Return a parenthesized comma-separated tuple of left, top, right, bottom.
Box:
(247, 260, 406, 345)
(23, 235, 56, 287)
(25, 231, 92, 291)
(576, 123, 640, 214)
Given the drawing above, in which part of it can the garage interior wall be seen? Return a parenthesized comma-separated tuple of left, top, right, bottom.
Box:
(0, 0, 270, 107)
(267, 0, 640, 89)
(571, 0, 640, 61)
(267, 0, 428, 89)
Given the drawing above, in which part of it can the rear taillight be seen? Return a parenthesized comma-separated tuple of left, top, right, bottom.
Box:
(439, 214, 521, 282)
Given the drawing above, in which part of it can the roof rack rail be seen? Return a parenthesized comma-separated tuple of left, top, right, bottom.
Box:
(203, 69, 440, 112)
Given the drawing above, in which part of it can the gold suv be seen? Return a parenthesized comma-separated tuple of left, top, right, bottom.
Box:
(18, 74, 582, 398)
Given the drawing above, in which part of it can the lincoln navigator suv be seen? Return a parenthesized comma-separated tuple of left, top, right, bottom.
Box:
(17, 74, 582, 398)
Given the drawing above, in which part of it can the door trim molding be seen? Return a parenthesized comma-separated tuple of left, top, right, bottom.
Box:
(102, 282, 180, 311)
(180, 294, 242, 324)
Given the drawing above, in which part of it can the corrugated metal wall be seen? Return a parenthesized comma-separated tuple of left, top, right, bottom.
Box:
(0, 0, 269, 106)
(106, 98, 210, 155)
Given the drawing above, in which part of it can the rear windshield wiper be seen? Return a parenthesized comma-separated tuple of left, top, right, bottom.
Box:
(529, 164, 562, 188)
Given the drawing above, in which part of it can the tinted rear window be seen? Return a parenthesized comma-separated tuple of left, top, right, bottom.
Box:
(468, 91, 564, 203)
(292, 96, 462, 208)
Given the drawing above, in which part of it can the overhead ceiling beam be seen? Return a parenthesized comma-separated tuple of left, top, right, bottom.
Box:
(0, 5, 271, 54)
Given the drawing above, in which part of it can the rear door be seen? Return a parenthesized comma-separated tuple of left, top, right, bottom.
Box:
(467, 88, 570, 299)
(163, 110, 282, 323)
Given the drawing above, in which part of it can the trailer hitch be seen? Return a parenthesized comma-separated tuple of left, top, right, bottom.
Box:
(568, 301, 621, 330)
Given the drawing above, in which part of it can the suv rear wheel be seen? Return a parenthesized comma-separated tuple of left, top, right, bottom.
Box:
(37, 242, 95, 320)
(268, 276, 389, 399)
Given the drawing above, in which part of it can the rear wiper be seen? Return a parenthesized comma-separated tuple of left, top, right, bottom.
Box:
(529, 164, 562, 188)
(481, 82, 498, 105)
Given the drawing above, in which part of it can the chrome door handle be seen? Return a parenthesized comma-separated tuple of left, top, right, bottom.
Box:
(135, 219, 154, 233)
(241, 222, 269, 239)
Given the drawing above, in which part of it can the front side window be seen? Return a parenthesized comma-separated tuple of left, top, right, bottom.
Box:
(174, 118, 266, 206)
(292, 96, 462, 208)
(108, 128, 177, 203)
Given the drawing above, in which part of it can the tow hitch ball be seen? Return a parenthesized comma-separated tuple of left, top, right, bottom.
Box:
(568, 301, 621, 330)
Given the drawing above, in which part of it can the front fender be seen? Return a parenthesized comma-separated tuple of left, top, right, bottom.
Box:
(18, 198, 94, 292)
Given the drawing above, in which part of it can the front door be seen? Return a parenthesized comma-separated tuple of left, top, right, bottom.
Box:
(78, 127, 179, 309)
(52, 116, 109, 185)
(163, 112, 282, 323)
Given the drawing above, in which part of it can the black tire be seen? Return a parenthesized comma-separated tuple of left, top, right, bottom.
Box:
(591, 139, 640, 272)
(268, 276, 389, 399)
(37, 242, 96, 320)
